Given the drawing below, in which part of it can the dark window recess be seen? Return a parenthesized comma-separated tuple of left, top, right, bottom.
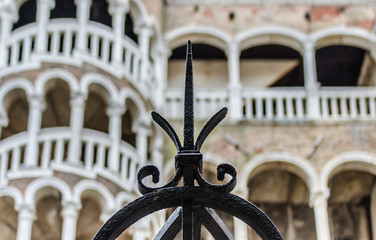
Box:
(124, 14, 138, 44)
(229, 12, 235, 21)
(50, 0, 76, 18)
(170, 44, 226, 60)
(316, 46, 365, 86)
(271, 61, 304, 87)
(241, 44, 304, 87)
(13, 0, 37, 30)
(241, 44, 301, 59)
(90, 0, 112, 27)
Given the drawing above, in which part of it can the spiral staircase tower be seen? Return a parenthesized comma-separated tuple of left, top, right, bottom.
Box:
(1, 0, 376, 240)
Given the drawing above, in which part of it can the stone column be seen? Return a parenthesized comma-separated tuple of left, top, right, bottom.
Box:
(133, 119, 151, 164)
(25, 95, 45, 167)
(310, 190, 331, 240)
(370, 183, 376, 239)
(136, 20, 154, 84)
(233, 188, 248, 240)
(227, 42, 242, 122)
(16, 204, 35, 240)
(107, 102, 125, 172)
(303, 41, 320, 121)
(61, 202, 80, 240)
(68, 92, 86, 164)
(36, 0, 55, 54)
(0, 3, 18, 68)
(133, 218, 150, 240)
(109, 0, 128, 66)
(151, 45, 168, 110)
(75, 0, 92, 53)
(151, 131, 163, 168)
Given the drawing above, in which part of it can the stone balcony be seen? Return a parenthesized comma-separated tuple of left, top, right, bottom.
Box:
(0, 127, 149, 191)
(165, 87, 376, 122)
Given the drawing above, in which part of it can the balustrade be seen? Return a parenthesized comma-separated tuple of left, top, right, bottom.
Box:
(318, 87, 376, 120)
(165, 87, 376, 122)
(0, 127, 143, 191)
(1, 20, 145, 95)
(5, 26, 37, 68)
(165, 89, 229, 120)
(242, 88, 307, 121)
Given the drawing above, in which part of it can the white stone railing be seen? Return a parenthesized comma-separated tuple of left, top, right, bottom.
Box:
(0, 127, 143, 191)
(4, 24, 38, 69)
(165, 89, 229, 120)
(1, 19, 145, 96)
(319, 87, 376, 121)
(165, 87, 376, 122)
(242, 87, 307, 121)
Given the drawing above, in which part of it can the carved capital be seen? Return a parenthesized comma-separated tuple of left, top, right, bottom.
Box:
(108, 0, 129, 15)
(28, 94, 46, 110)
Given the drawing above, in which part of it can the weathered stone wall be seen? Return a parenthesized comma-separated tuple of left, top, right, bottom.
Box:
(165, 121, 376, 170)
(163, 4, 376, 34)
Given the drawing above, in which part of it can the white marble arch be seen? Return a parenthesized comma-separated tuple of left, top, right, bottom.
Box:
(129, 0, 152, 29)
(0, 78, 34, 127)
(0, 186, 23, 210)
(0, 0, 18, 17)
(115, 191, 136, 208)
(119, 87, 148, 123)
(80, 72, 120, 106)
(35, 68, 80, 96)
(165, 25, 232, 54)
(320, 151, 376, 240)
(236, 25, 306, 54)
(149, 17, 165, 51)
(310, 26, 376, 51)
(72, 179, 117, 222)
(24, 177, 73, 207)
(238, 152, 319, 196)
(319, 151, 376, 192)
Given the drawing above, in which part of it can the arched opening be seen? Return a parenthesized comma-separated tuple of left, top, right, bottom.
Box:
(124, 13, 138, 44)
(315, 46, 368, 86)
(168, 43, 228, 89)
(31, 188, 63, 240)
(328, 170, 374, 240)
(50, 0, 76, 19)
(240, 44, 304, 87)
(0, 196, 18, 239)
(76, 193, 104, 240)
(1, 89, 29, 139)
(83, 84, 109, 133)
(90, 0, 112, 27)
(121, 99, 138, 147)
(13, 0, 37, 30)
(248, 168, 316, 240)
(41, 79, 71, 128)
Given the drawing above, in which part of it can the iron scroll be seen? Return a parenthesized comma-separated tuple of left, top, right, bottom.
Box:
(93, 41, 284, 240)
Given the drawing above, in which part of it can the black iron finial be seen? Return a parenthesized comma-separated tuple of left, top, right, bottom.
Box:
(151, 41, 228, 154)
(142, 40, 232, 192)
(183, 40, 195, 150)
